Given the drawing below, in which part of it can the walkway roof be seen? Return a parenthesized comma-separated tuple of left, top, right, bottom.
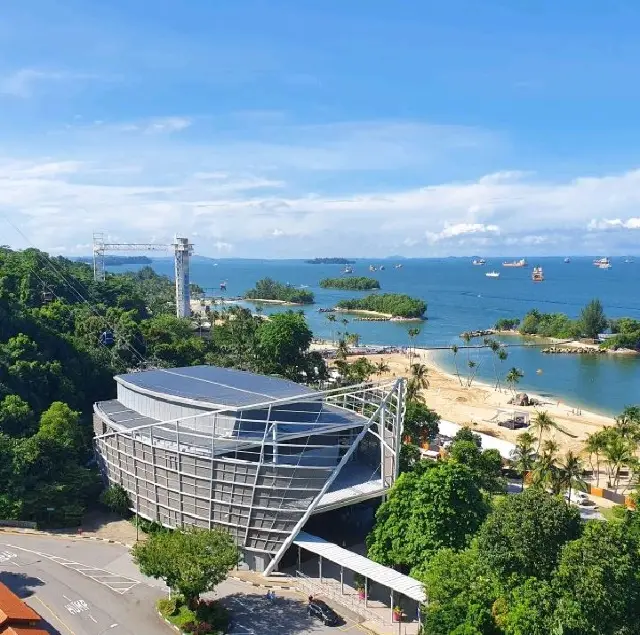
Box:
(293, 532, 426, 602)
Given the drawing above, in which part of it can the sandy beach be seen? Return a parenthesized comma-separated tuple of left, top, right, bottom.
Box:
(342, 346, 616, 453)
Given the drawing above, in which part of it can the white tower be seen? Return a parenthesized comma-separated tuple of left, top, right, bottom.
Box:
(174, 237, 193, 319)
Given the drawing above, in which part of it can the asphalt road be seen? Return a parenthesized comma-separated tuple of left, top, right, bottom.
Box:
(0, 533, 369, 635)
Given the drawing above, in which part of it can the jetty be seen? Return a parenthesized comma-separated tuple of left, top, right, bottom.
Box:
(542, 346, 606, 355)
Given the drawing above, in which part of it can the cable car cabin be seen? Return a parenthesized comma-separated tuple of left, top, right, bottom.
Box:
(99, 330, 115, 346)
(42, 290, 53, 303)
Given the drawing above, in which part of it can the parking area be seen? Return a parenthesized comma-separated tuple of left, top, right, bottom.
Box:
(0, 533, 371, 635)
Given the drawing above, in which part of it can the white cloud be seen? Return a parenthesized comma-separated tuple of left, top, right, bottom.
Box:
(143, 117, 192, 134)
(0, 69, 99, 98)
(426, 222, 500, 243)
(588, 217, 640, 231)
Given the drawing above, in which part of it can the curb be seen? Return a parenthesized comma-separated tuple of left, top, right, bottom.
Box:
(0, 527, 135, 549)
(157, 611, 186, 634)
(228, 575, 296, 591)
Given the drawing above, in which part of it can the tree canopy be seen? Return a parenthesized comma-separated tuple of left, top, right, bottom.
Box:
(245, 277, 314, 304)
(133, 528, 239, 605)
(336, 293, 426, 318)
(319, 277, 380, 290)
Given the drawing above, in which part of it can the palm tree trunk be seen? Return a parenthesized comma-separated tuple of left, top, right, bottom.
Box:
(595, 454, 600, 487)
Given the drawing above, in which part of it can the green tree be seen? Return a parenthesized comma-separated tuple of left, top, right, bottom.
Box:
(553, 521, 640, 634)
(475, 488, 581, 585)
(420, 546, 499, 635)
(493, 578, 556, 635)
(531, 410, 560, 454)
(449, 438, 504, 494)
(374, 359, 389, 376)
(579, 298, 607, 340)
(256, 311, 313, 379)
(583, 429, 608, 487)
(450, 345, 464, 387)
(100, 484, 132, 517)
(367, 461, 488, 575)
(0, 395, 35, 437)
(556, 450, 586, 502)
(404, 401, 439, 445)
(510, 432, 536, 488)
(133, 528, 240, 607)
(37, 402, 83, 452)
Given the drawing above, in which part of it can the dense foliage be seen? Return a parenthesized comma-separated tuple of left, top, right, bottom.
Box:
(494, 317, 520, 331)
(133, 527, 239, 605)
(244, 277, 314, 304)
(603, 317, 640, 351)
(336, 293, 426, 318)
(0, 248, 324, 526)
(498, 299, 614, 341)
(319, 276, 380, 290)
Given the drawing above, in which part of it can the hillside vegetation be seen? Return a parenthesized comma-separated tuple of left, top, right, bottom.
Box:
(319, 277, 380, 290)
(0, 249, 323, 526)
(245, 277, 314, 304)
(336, 293, 426, 318)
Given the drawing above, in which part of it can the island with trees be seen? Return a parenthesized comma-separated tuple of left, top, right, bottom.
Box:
(319, 276, 380, 290)
(493, 299, 638, 353)
(305, 257, 355, 265)
(244, 277, 315, 304)
(336, 293, 426, 319)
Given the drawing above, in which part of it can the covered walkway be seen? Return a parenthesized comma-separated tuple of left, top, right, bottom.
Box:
(292, 532, 424, 634)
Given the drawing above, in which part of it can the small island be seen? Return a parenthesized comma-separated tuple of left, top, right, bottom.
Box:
(493, 300, 640, 354)
(245, 277, 314, 305)
(336, 293, 426, 319)
(319, 276, 380, 290)
(306, 257, 355, 265)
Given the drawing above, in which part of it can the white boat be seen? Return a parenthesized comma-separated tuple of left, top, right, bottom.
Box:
(343, 265, 353, 274)
(532, 266, 544, 282)
(369, 265, 377, 272)
(472, 258, 486, 266)
(394, 263, 403, 269)
(625, 257, 635, 263)
(564, 257, 571, 263)
(379, 265, 385, 271)
(502, 258, 528, 268)
(598, 262, 612, 269)
(593, 257, 610, 267)
(486, 271, 500, 278)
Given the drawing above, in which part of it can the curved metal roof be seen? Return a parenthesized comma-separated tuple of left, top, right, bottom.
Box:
(116, 365, 313, 408)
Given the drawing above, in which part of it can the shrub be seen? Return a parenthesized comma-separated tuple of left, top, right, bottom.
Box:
(172, 605, 198, 629)
(99, 484, 131, 517)
(157, 597, 178, 617)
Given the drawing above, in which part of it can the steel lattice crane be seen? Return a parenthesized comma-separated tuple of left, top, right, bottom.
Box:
(92, 233, 194, 318)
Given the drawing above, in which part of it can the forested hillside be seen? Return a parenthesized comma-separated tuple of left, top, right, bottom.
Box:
(0, 248, 323, 526)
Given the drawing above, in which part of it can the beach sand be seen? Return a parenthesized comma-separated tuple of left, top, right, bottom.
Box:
(355, 347, 615, 453)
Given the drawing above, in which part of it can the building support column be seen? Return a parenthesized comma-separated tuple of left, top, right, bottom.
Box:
(390, 590, 394, 623)
(340, 566, 344, 594)
(297, 545, 301, 574)
(365, 577, 369, 607)
(319, 555, 323, 583)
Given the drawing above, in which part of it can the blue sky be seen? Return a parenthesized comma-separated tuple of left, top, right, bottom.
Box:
(2, 0, 640, 257)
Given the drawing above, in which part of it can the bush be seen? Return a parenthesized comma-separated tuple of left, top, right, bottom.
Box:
(157, 597, 178, 617)
(99, 484, 131, 517)
(172, 604, 198, 629)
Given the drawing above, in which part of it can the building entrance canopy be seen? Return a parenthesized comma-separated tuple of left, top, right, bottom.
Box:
(293, 531, 426, 602)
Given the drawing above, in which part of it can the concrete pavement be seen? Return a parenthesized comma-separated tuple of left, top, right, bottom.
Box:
(0, 533, 370, 635)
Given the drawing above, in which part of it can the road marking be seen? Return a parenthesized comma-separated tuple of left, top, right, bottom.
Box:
(63, 594, 72, 601)
(64, 599, 89, 615)
(0, 550, 17, 563)
(4, 543, 140, 594)
(89, 614, 98, 623)
(33, 595, 78, 635)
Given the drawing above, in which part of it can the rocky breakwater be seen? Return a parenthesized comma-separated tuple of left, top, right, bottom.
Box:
(461, 329, 496, 339)
(542, 346, 606, 355)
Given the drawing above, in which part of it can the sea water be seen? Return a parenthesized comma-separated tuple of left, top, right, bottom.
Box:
(116, 257, 640, 416)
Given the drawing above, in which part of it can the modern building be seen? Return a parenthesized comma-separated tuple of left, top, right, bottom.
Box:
(93, 365, 405, 573)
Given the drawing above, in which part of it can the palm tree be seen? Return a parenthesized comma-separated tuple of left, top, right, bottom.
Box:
(583, 430, 608, 487)
(466, 359, 480, 387)
(510, 431, 536, 488)
(410, 363, 429, 390)
(614, 412, 640, 442)
(556, 450, 586, 503)
(505, 367, 524, 396)
(326, 314, 337, 344)
(336, 338, 349, 361)
(407, 327, 421, 364)
(603, 433, 635, 491)
(450, 344, 463, 386)
(406, 378, 426, 404)
(531, 410, 559, 454)
(375, 360, 390, 376)
(346, 332, 360, 347)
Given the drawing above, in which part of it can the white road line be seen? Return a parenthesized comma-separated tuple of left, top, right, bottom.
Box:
(4, 543, 140, 594)
(62, 595, 72, 601)
(89, 615, 98, 623)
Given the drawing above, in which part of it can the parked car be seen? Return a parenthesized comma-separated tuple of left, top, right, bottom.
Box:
(308, 599, 342, 626)
(564, 491, 594, 507)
